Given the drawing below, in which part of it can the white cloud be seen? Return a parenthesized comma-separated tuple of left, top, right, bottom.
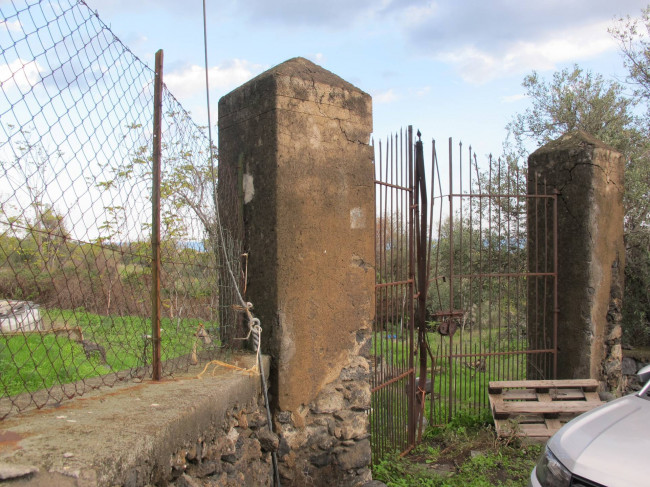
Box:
(0, 58, 42, 90)
(501, 93, 528, 104)
(439, 21, 618, 84)
(1, 20, 21, 32)
(164, 59, 264, 99)
(243, 0, 379, 27)
(398, 0, 643, 83)
(309, 53, 326, 64)
(401, 1, 438, 27)
(373, 89, 399, 104)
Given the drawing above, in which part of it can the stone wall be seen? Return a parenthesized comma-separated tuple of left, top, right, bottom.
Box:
(168, 399, 277, 487)
(527, 131, 625, 391)
(0, 355, 277, 487)
(622, 349, 650, 393)
(273, 356, 372, 486)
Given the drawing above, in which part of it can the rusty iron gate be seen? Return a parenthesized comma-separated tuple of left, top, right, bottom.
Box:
(371, 127, 417, 460)
(371, 128, 558, 459)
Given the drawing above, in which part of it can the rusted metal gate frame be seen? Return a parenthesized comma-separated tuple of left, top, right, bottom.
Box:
(371, 126, 417, 459)
(372, 129, 559, 457)
(425, 140, 559, 424)
(371, 127, 433, 458)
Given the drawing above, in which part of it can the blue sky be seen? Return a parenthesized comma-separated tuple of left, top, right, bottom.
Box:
(0, 0, 647, 241)
(84, 0, 648, 157)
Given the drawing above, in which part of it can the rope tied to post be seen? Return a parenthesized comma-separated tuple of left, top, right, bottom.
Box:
(233, 301, 262, 360)
(196, 302, 262, 378)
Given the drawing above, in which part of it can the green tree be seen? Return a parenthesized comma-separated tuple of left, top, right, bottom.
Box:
(611, 6, 650, 103)
(609, 6, 650, 344)
(507, 66, 642, 157)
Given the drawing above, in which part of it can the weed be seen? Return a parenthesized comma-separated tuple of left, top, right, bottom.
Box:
(372, 416, 542, 487)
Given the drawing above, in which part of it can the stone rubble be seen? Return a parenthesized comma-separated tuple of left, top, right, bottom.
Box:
(166, 399, 276, 487)
(622, 355, 650, 393)
(274, 354, 373, 487)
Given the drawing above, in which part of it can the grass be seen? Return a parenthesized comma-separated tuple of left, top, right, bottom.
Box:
(372, 323, 550, 425)
(0, 333, 101, 396)
(372, 412, 543, 486)
(370, 322, 546, 476)
(0, 307, 219, 397)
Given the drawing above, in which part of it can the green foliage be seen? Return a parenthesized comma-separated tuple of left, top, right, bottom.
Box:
(447, 409, 493, 430)
(611, 6, 650, 344)
(372, 420, 542, 487)
(96, 113, 217, 244)
(373, 327, 528, 429)
(610, 5, 650, 102)
(507, 65, 641, 157)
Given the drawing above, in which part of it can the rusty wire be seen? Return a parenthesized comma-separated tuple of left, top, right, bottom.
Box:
(0, 0, 240, 418)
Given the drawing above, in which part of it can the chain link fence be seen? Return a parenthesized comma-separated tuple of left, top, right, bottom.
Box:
(0, 0, 242, 417)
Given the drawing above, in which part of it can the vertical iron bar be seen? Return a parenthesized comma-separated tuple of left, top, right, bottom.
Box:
(487, 156, 493, 393)
(475, 154, 484, 409)
(467, 147, 472, 353)
(151, 49, 163, 381)
(497, 158, 502, 384)
(458, 142, 465, 410)
(447, 137, 454, 422)
(503, 161, 508, 380)
(517, 166, 522, 379)
(397, 131, 403, 451)
(427, 141, 436, 305)
(375, 138, 383, 458)
(468, 146, 473, 406)
(553, 190, 559, 379)
(396, 131, 401, 451)
(384, 133, 392, 434)
(415, 131, 428, 441)
(534, 173, 540, 375)
(407, 126, 416, 448)
(542, 179, 549, 377)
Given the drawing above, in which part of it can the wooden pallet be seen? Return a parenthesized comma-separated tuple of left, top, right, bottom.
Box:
(488, 379, 603, 440)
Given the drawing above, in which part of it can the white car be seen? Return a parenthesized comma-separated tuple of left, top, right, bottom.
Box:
(530, 365, 650, 487)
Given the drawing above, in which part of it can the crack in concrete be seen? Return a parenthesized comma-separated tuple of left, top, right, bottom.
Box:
(557, 161, 607, 245)
(307, 72, 367, 146)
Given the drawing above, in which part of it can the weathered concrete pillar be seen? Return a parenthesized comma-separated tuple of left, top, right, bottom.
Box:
(527, 131, 625, 392)
(218, 58, 375, 486)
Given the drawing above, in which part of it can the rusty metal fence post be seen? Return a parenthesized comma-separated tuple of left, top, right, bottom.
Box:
(151, 49, 163, 381)
(414, 131, 429, 441)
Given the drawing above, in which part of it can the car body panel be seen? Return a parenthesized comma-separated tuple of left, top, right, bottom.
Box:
(529, 394, 650, 486)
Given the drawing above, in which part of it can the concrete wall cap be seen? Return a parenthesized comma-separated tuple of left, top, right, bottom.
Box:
(221, 57, 369, 101)
(530, 130, 620, 158)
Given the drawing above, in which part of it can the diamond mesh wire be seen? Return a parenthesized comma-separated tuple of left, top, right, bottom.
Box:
(0, 0, 242, 417)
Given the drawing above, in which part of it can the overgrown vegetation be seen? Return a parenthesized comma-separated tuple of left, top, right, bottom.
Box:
(0, 126, 218, 321)
(372, 413, 542, 487)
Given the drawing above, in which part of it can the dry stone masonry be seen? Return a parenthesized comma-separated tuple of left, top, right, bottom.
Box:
(168, 400, 276, 487)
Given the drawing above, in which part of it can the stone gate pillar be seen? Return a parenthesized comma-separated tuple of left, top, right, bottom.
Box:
(527, 130, 625, 392)
(218, 58, 375, 486)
